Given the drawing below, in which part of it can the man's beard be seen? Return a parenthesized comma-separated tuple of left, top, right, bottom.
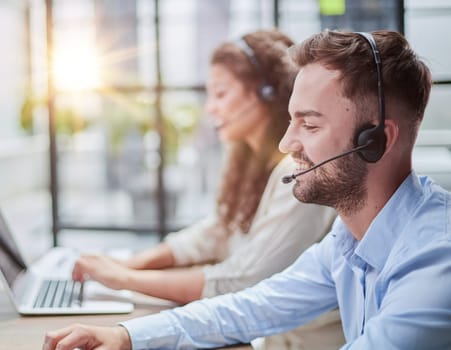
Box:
(292, 146, 368, 216)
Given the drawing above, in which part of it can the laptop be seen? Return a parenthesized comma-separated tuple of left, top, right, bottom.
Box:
(0, 211, 134, 315)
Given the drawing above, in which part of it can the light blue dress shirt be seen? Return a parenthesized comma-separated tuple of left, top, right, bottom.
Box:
(121, 172, 451, 349)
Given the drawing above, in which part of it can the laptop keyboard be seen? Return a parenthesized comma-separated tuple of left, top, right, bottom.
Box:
(33, 279, 83, 308)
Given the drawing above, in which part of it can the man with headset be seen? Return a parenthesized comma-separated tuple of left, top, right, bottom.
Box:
(43, 29, 451, 350)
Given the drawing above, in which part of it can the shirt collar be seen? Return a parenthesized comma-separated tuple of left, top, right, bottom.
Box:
(336, 171, 424, 271)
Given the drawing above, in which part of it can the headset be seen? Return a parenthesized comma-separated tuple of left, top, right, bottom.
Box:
(235, 37, 276, 102)
(353, 31, 387, 163)
(282, 32, 387, 184)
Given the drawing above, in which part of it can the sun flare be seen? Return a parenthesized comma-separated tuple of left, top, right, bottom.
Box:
(53, 42, 101, 91)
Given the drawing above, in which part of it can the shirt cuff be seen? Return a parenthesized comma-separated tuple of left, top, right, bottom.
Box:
(119, 312, 176, 349)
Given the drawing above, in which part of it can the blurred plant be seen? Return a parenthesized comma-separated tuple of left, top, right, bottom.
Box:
(99, 94, 201, 162)
(19, 91, 202, 163)
(19, 91, 36, 132)
(20, 92, 89, 136)
(163, 102, 201, 163)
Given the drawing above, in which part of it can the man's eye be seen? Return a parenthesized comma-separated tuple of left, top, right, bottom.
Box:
(303, 124, 317, 130)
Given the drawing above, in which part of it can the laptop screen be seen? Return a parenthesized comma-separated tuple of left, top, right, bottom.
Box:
(0, 213, 27, 287)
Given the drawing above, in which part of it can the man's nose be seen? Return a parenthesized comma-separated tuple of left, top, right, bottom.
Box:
(279, 127, 303, 154)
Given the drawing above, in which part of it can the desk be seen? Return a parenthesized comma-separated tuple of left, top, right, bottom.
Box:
(0, 289, 251, 349)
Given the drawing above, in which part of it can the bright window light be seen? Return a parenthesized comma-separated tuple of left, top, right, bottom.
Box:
(53, 41, 101, 91)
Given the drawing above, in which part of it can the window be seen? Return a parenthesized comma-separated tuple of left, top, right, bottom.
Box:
(1, 0, 449, 248)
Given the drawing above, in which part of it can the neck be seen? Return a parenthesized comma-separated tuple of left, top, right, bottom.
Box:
(339, 163, 412, 241)
(245, 104, 272, 153)
(247, 125, 268, 154)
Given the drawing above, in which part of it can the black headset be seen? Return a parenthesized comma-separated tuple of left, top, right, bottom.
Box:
(235, 37, 276, 103)
(353, 32, 387, 163)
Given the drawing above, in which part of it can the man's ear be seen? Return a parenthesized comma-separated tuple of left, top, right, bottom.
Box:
(382, 119, 399, 155)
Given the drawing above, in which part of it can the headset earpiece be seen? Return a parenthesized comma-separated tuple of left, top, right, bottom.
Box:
(355, 123, 386, 162)
(353, 32, 387, 163)
(236, 37, 276, 103)
(259, 84, 275, 102)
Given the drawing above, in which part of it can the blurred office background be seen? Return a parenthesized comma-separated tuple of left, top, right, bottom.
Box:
(0, 0, 450, 260)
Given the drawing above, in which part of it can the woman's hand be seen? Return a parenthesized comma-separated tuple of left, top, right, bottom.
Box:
(72, 254, 131, 290)
(43, 324, 131, 350)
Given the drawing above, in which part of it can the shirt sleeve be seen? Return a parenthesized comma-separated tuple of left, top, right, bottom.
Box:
(120, 236, 339, 349)
(164, 218, 229, 266)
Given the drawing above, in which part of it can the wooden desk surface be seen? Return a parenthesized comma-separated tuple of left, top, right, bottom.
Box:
(0, 289, 251, 349)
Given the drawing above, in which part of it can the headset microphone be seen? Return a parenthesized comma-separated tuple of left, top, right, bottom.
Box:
(281, 142, 372, 184)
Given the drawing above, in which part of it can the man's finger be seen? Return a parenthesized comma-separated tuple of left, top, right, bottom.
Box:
(43, 324, 81, 350)
(53, 326, 97, 350)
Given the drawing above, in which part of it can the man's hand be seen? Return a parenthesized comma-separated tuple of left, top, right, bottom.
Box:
(43, 324, 132, 350)
(72, 254, 130, 290)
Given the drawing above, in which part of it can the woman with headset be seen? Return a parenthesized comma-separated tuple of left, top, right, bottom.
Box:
(71, 29, 343, 349)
